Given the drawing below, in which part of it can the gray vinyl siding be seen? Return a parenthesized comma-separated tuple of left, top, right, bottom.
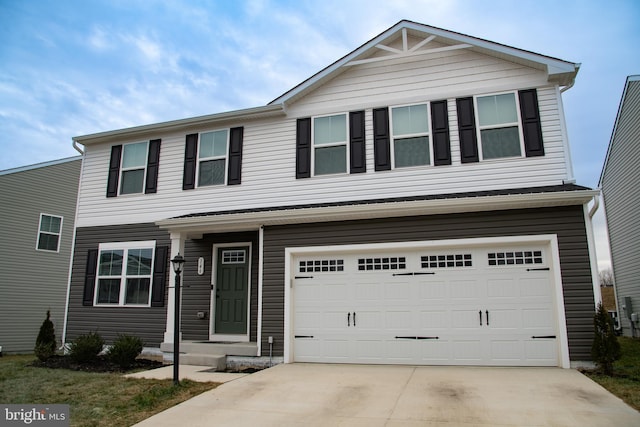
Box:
(0, 157, 81, 353)
(601, 78, 640, 336)
(66, 223, 170, 346)
(262, 205, 594, 360)
(181, 231, 259, 342)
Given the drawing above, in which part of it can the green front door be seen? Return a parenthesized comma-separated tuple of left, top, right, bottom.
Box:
(214, 246, 249, 335)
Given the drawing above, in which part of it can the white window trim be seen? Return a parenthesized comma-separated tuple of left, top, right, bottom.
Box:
(311, 112, 349, 177)
(196, 129, 229, 187)
(389, 102, 433, 169)
(119, 141, 149, 195)
(94, 240, 156, 307)
(474, 91, 526, 161)
(35, 213, 63, 253)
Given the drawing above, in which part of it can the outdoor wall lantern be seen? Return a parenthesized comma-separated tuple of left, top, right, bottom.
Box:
(171, 253, 185, 385)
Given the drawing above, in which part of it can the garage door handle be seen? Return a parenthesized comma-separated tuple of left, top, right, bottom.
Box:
(527, 268, 550, 271)
(347, 312, 350, 327)
(479, 310, 483, 326)
(294, 335, 314, 339)
(392, 272, 435, 276)
(531, 335, 556, 339)
(395, 336, 439, 340)
(486, 310, 490, 326)
(353, 312, 356, 327)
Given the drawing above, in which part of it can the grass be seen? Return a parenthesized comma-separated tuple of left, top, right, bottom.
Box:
(0, 354, 219, 427)
(584, 336, 640, 411)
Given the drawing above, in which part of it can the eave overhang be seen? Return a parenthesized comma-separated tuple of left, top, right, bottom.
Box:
(156, 187, 598, 237)
(73, 104, 285, 146)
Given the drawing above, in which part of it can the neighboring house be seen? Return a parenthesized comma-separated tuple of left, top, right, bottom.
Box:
(0, 156, 82, 353)
(600, 75, 640, 338)
(65, 20, 600, 368)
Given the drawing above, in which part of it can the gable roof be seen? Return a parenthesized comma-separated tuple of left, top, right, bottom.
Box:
(599, 75, 640, 186)
(270, 19, 580, 106)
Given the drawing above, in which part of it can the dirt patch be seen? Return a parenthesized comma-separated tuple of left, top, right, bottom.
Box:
(29, 355, 164, 373)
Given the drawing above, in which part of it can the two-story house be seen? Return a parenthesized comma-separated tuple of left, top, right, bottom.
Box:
(64, 20, 599, 368)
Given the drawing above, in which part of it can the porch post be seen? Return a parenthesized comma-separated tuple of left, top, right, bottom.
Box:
(164, 232, 185, 344)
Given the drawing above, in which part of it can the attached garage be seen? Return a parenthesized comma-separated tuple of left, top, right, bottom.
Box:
(285, 235, 570, 367)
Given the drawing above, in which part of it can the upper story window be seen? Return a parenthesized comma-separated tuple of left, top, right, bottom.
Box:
(391, 103, 431, 167)
(106, 139, 161, 198)
(120, 141, 149, 194)
(476, 93, 523, 160)
(313, 114, 348, 175)
(95, 241, 155, 306)
(36, 213, 62, 252)
(198, 129, 229, 186)
(182, 127, 244, 190)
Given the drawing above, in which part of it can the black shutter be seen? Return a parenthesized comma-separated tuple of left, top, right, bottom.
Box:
(430, 100, 451, 166)
(82, 249, 98, 306)
(145, 139, 161, 194)
(151, 246, 168, 307)
(456, 97, 479, 163)
(227, 127, 244, 185)
(106, 145, 122, 197)
(519, 89, 545, 157)
(183, 134, 198, 190)
(349, 111, 366, 173)
(373, 107, 391, 171)
(296, 118, 312, 179)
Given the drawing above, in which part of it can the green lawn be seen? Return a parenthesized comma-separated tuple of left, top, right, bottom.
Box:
(0, 355, 218, 427)
(584, 336, 640, 411)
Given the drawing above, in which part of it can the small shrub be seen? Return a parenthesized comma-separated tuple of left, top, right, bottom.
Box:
(69, 332, 104, 364)
(107, 334, 144, 369)
(34, 310, 56, 361)
(592, 302, 621, 375)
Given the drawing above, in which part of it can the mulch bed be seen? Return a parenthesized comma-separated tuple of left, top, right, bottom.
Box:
(30, 355, 164, 373)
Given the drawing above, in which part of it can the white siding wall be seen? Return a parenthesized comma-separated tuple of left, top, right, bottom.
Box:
(76, 47, 571, 227)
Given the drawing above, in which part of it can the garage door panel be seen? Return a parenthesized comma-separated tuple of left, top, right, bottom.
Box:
(292, 243, 559, 366)
(449, 279, 481, 299)
(522, 308, 555, 329)
(451, 309, 483, 329)
(419, 310, 448, 329)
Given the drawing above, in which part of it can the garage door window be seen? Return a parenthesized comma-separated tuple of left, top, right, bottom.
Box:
(299, 259, 344, 273)
(421, 254, 472, 268)
(358, 257, 406, 271)
(488, 251, 543, 266)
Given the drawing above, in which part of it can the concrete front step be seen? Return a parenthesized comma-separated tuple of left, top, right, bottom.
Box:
(161, 341, 258, 357)
(179, 353, 226, 371)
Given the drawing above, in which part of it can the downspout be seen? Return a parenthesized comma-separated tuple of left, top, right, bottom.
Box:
(585, 193, 602, 308)
(62, 140, 85, 349)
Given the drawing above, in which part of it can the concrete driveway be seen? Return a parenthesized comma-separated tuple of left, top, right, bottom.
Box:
(134, 363, 640, 426)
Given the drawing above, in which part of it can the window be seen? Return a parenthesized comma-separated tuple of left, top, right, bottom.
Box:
(120, 142, 149, 194)
(36, 214, 62, 252)
(421, 254, 472, 269)
(358, 257, 406, 271)
(476, 93, 523, 160)
(95, 242, 155, 306)
(313, 114, 347, 175)
(299, 259, 344, 273)
(198, 129, 229, 186)
(222, 250, 246, 264)
(391, 104, 430, 167)
(487, 250, 543, 266)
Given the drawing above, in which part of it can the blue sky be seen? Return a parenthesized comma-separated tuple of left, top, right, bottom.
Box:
(1, 0, 639, 268)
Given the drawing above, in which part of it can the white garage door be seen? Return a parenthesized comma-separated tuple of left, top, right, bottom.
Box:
(292, 243, 559, 366)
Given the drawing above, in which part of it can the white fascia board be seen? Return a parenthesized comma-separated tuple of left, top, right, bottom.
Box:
(156, 189, 599, 234)
(73, 104, 285, 146)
